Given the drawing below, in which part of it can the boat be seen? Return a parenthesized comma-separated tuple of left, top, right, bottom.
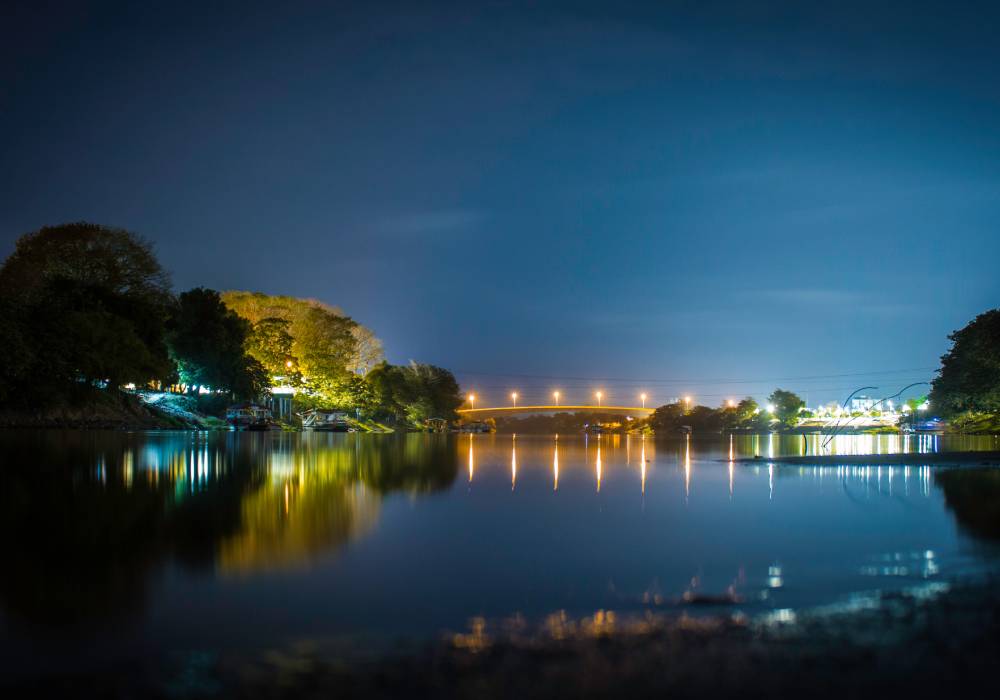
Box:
(300, 408, 352, 432)
(226, 403, 274, 430)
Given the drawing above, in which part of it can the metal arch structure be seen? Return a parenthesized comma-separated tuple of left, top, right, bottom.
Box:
(457, 405, 654, 419)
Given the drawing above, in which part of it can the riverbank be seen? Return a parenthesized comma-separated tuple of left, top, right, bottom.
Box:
(0, 391, 197, 430)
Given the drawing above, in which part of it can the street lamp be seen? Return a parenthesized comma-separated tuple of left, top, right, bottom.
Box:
(640, 393, 647, 409)
(468, 394, 476, 410)
(684, 396, 692, 409)
(726, 399, 736, 408)
(596, 391, 603, 407)
(553, 390, 560, 406)
(511, 392, 518, 408)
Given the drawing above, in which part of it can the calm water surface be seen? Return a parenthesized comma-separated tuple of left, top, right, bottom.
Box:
(2, 430, 999, 676)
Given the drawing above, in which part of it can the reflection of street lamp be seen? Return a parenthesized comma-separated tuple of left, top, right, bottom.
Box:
(553, 390, 560, 406)
(468, 394, 476, 409)
(640, 393, 647, 409)
(596, 391, 603, 407)
(511, 392, 518, 408)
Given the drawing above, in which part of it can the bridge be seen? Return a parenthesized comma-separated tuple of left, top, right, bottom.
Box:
(457, 405, 654, 419)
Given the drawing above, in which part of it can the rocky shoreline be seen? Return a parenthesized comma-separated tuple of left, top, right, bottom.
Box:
(207, 577, 1000, 699)
(13, 576, 997, 699)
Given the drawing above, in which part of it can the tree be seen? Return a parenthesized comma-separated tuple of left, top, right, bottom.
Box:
(648, 402, 686, 432)
(767, 389, 805, 427)
(363, 361, 463, 425)
(735, 397, 759, 424)
(166, 288, 268, 399)
(0, 223, 175, 402)
(221, 291, 375, 401)
(0, 222, 171, 307)
(349, 325, 384, 375)
(930, 309, 1000, 416)
(247, 318, 300, 383)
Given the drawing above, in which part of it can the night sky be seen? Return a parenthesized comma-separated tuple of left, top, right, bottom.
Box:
(3, 1, 998, 406)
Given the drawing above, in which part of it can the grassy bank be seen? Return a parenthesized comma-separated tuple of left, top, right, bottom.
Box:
(0, 390, 190, 430)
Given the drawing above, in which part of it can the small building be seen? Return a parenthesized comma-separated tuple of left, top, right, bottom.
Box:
(849, 396, 880, 413)
(269, 385, 296, 421)
(226, 403, 273, 430)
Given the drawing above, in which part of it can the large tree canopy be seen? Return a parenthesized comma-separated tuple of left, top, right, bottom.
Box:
(0, 223, 175, 401)
(0, 222, 171, 308)
(222, 291, 383, 398)
(930, 309, 1000, 416)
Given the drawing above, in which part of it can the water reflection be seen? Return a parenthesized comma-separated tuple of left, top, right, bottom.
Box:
(935, 468, 1000, 542)
(2, 430, 999, 651)
(0, 432, 458, 627)
(553, 439, 559, 491)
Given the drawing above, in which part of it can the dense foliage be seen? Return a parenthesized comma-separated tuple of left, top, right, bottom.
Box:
(930, 309, 1000, 418)
(365, 361, 464, 423)
(0, 223, 175, 403)
(767, 388, 806, 427)
(221, 291, 384, 401)
(166, 288, 268, 398)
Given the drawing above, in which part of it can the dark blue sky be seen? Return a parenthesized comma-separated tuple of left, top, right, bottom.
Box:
(2, 1, 998, 406)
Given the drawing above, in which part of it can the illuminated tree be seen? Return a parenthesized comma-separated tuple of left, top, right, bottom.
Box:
(247, 317, 301, 383)
(222, 291, 366, 400)
(767, 389, 805, 427)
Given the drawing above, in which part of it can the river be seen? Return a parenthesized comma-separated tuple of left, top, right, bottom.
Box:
(1, 430, 999, 681)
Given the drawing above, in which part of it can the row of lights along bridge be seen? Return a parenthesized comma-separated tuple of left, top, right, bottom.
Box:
(464, 393, 733, 410)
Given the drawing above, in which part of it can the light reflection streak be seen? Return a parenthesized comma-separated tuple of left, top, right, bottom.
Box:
(684, 435, 690, 502)
(596, 437, 602, 494)
(728, 434, 734, 499)
(468, 434, 475, 483)
(640, 436, 646, 497)
(553, 439, 559, 491)
(511, 435, 517, 491)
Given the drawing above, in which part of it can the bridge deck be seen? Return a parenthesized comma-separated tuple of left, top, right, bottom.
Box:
(457, 405, 653, 417)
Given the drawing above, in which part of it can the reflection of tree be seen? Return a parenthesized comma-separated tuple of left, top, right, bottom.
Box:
(218, 477, 379, 574)
(0, 432, 458, 627)
(935, 468, 1000, 541)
